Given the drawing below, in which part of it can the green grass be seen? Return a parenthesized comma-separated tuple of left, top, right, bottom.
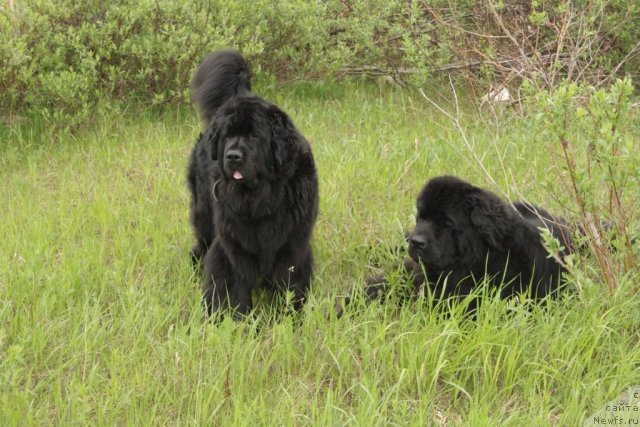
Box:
(1, 82, 639, 425)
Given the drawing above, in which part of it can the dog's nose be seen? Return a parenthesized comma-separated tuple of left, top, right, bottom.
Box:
(225, 149, 243, 163)
(409, 235, 427, 249)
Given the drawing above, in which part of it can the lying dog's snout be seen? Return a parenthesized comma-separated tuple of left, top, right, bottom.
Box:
(409, 234, 427, 250)
(225, 149, 244, 163)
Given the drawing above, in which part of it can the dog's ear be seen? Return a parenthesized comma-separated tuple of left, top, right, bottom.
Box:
(270, 108, 300, 176)
(448, 211, 486, 265)
(205, 125, 221, 161)
(468, 191, 510, 248)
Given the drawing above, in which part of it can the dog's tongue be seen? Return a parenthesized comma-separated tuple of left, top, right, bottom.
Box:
(233, 171, 243, 180)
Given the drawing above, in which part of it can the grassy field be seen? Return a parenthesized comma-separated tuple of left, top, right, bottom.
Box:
(1, 82, 639, 425)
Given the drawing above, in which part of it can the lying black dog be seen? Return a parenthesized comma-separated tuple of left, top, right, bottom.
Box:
(187, 50, 319, 316)
(348, 176, 574, 314)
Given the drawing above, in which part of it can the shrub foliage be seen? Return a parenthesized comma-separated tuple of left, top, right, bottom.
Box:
(1, 0, 638, 122)
(534, 78, 639, 289)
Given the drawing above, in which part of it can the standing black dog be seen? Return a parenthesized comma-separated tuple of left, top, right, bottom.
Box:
(357, 176, 574, 313)
(187, 50, 319, 316)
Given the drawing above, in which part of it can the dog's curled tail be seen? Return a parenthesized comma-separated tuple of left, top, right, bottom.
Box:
(192, 49, 252, 123)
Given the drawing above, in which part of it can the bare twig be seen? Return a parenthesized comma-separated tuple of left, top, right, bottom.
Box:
(486, 1, 536, 73)
(599, 39, 640, 87)
(340, 54, 569, 80)
(418, 79, 511, 202)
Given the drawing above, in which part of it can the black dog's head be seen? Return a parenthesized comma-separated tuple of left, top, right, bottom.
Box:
(206, 95, 302, 187)
(408, 176, 513, 269)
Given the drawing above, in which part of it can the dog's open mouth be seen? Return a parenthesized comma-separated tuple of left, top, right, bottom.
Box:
(233, 171, 244, 180)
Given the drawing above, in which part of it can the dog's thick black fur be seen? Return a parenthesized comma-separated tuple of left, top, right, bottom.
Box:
(360, 176, 574, 311)
(187, 50, 319, 316)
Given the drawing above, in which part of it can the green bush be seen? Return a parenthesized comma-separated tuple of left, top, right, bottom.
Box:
(532, 78, 639, 289)
(1, 0, 638, 126)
